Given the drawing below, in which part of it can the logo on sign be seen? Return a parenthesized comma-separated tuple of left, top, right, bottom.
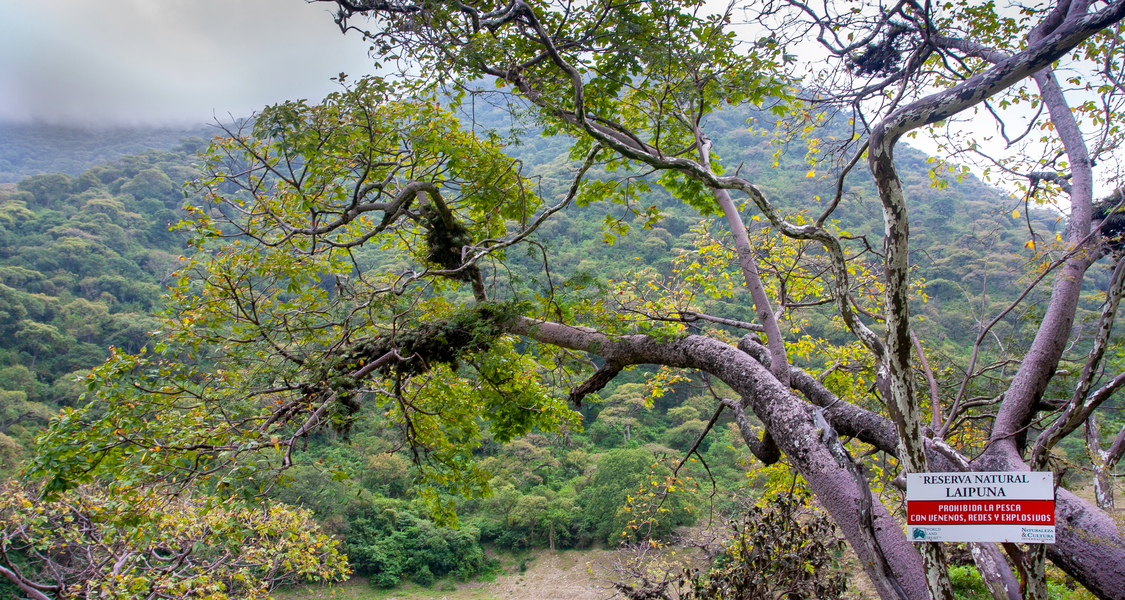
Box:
(1020, 527, 1054, 542)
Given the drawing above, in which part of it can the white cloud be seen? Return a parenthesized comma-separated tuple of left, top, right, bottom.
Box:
(0, 0, 378, 125)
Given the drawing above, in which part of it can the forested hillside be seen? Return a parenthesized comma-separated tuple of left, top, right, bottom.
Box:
(1, 105, 1101, 598)
(0, 138, 208, 472)
(489, 100, 1082, 360)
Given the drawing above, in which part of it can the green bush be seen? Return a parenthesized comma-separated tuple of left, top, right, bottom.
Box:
(949, 565, 990, 600)
(414, 564, 434, 587)
(345, 497, 487, 589)
(615, 494, 846, 600)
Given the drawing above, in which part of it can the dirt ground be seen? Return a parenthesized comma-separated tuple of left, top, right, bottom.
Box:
(486, 549, 620, 600)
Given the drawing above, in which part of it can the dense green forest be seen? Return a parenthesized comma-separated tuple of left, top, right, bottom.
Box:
(0, 137, 209, 471)
(0, 111, 1108, 597)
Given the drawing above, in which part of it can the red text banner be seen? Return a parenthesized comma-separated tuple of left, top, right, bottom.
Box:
(907, 500, 1055, 525)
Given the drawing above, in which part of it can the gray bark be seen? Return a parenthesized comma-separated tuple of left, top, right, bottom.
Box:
(970, 543, 1022, 600)
(513, 318, 928, 600)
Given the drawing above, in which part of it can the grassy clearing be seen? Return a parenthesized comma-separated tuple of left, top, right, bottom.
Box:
(274, 549, 621, 600)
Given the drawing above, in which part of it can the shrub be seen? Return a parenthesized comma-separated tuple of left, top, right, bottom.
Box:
(346, 498, 487, 588)
(414, 564, 434, 587)
(614, 493, 846, 600)
(949, 565, 991, 600)
(661, 419, 709, 451)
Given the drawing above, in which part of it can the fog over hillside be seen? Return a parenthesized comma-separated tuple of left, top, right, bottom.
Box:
(0, 122, 214, 183)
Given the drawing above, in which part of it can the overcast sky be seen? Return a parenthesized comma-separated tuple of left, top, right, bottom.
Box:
(0, 0, 379, 126)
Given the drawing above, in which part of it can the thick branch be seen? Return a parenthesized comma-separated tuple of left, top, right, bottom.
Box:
(875, 1, 1125, 146)
(568, 361, 622, 407)
(1031, 256, 1125, 467)
(992, 66, 1098, 451)
(0, 563, 55, 600)
(509, 317, 926, 600)
(720, 397, 780, 465)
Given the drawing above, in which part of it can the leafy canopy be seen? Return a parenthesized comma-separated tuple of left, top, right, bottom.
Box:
(30, 77, 580, 524)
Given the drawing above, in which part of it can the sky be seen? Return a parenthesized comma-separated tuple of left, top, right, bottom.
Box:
(0, 0, 1109, 199)
(0, 0, 379, 126)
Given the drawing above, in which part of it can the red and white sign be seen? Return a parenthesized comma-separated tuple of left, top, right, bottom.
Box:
(906, 471, 1055, 544)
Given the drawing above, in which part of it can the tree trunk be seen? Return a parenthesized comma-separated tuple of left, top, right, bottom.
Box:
(1046, 486, 1125, 600)
(1023, 545, 1050, 600)
(513, 319, 929, 599)
(992, 66, 1094, 455)
(969, 543, 1021, 600)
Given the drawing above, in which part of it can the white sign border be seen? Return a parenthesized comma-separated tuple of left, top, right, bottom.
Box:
(906, 471, 1055, 544)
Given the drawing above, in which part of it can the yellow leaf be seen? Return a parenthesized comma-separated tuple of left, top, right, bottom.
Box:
(1056, 233, 1062, 241)
(1012, 209, 1020, 219)
(805, 169, 816, 178)
(1025, 240, 1035, 249)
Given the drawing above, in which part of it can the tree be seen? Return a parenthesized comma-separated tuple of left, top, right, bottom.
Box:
(596, 383, 649, 444)
(17, 173, 71, 209)
(14, 321, 67, 371)
(543, 495, 579, 551)
(508, 493, 549, 546)
(0, 391, 51, 436)
(581, 449, 695, 545)
(0, 482, 347, 599)
(26, 1, 1125, 599)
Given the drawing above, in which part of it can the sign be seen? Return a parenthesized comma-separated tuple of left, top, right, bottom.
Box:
(906, 471, 1055, 544)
